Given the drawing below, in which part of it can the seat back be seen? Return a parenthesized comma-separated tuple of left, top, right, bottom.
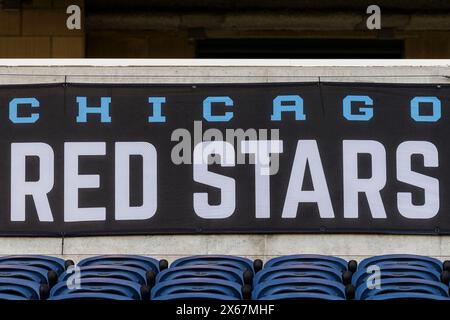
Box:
(0, 255, 65, 274)
(264, 255, 348, 271)
(367, 292, 450, 300)
(0, 265, 49, 284)
(0, 293, 29, 300)
(171, 255, 253, 273)
(50, 278, 143, 300)
(78, 255, 159, 273)
(59, 265, 148, 285)
(352, 265, 441, 287)
(254, 265, 343, 286)
(355, 278, 449, 300)
(252, 278, 346, 300)
(258, 292, 346, 300)
(156, 265, 244, 284)
(151, 278, 243, 299)
(0, 278, 42, 300)
(152, 292, 239, 300)
(358, 255, 442, 272)
(48, 292, 134, 300)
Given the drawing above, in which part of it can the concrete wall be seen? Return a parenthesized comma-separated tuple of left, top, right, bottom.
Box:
(1, 60, 450, 264)
(1, 3, 450, 58)
(0, 0, 85, 58)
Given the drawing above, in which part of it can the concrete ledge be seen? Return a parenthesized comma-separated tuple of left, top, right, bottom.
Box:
(0, 234, 447, 263)
(0, 63, 449, 84)
(63, 235, 208, 256)
(0, 75, 65, 84)
(60, 234, 450, 263)
(319, 76, 450, 84)
(0, 237, 61, 255)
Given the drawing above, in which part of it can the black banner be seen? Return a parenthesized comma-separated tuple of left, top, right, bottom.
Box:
(0, 82, 449, 236)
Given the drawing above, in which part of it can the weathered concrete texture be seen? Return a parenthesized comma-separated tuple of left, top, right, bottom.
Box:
(0, 64, 449, 83)
(0, 234, 445, 264)
(0, 74, 65, 84)
(0, 238, 61, 255)
(63, 235, 209, 256)
(0, 60, 450, 84)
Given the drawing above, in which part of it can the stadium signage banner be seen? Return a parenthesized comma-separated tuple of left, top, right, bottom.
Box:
(0, 82, 449, 235)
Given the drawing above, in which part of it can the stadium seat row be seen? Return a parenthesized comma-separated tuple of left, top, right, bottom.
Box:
(0, 254, 449, 300)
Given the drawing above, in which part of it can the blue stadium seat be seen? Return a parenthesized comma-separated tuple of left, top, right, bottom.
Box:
(358, 255, 443, 272)
(156, 265, 245, 285)
(0, 255, 67, 275)
(50, 278, 146, 300)
(366, 292, 450, 300)
(0, 293, 29, 300)
(0, 254, 445, 301)
(153, 293, 239, 300)
(0, 278, 47, 300)
(252, 278, 347, 300)
(78, 255, 161, 273)
(171, 255, 254, 273)
(253, 265, 344, 285)
(352, 265, 441, 288)
(257, 292, 346, 300)
(48, 292, 134, 300)
(264, 255, 349, 271)
(59, 265, 149, 286)
(0, 265, 52, 284)
(151, 278, 243, 300)
(355, 278, 449, 300)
